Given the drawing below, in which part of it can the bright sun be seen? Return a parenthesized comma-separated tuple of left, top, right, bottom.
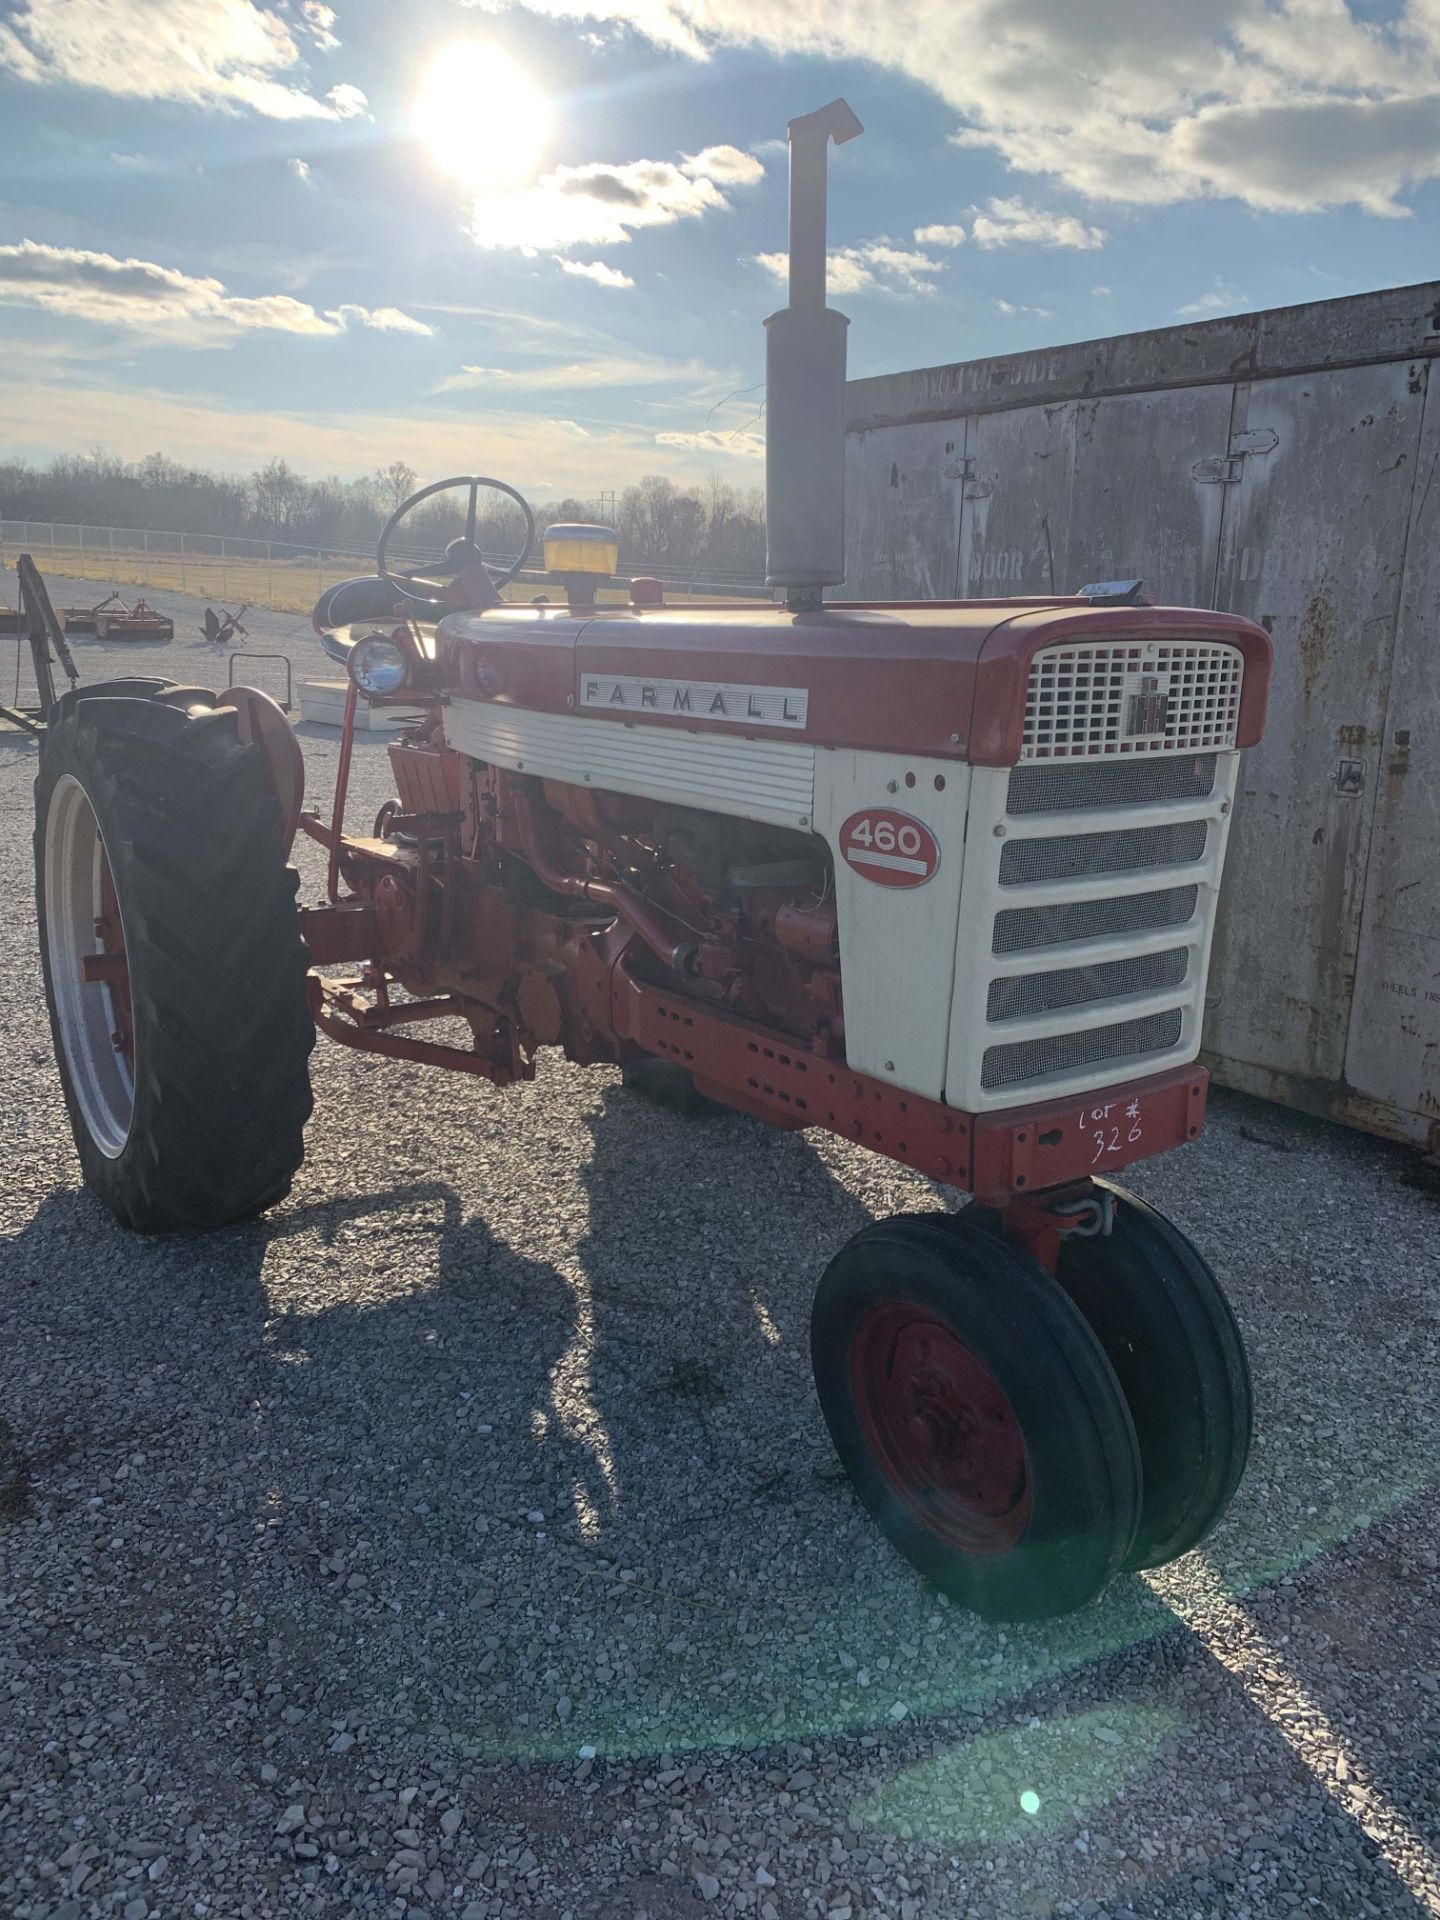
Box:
(416, 44, 550, 191)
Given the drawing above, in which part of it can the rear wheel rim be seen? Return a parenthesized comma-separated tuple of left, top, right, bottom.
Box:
(850, 1305, 1031, 1555)
(44, 773, 136, 1158)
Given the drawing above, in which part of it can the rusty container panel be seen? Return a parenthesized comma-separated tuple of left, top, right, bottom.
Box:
(1207, 362, 1423, 1091)
(961, 387, 1233, 604)
(958, 399, 1072, 597)
(1342, 366, 1439, 1143)
(843, 418, 966, 598)
(1060, 391, 1234, 608)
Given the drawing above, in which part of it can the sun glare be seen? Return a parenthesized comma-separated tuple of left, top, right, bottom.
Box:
(416, 44, 550, 191)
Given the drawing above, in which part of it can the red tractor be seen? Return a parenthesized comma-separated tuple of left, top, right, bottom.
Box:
(33, 103, 1270, 1621)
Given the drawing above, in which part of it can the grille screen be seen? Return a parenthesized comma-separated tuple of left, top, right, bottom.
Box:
(1022, 642, 1242, 761)
(999, 820, 1208, 885)
(981, 1010, 1185, 1089)
(986, 948, 1189, 1023)
(993, 885, 1200, 956)
(1007, 755, 1217, 817)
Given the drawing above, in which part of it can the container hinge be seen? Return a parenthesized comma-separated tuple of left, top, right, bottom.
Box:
(943, 456, 993, 499)
(1193, 428, 1279, 484)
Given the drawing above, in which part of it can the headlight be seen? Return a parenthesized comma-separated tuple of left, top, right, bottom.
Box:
(349, 633, 411, 695)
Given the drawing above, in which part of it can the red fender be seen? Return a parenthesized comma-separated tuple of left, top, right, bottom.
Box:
(217, 685, 306, 854)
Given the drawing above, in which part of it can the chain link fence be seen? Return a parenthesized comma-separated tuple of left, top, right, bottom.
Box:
(0, 520, 763, 614)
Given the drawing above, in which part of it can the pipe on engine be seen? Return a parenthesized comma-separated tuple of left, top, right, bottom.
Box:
(512, 785, 696, 977)
(764, 98, 864, 611)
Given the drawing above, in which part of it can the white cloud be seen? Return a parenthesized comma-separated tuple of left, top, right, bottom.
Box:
(1166, 90, 1440, 217)
(323, 82, 366, 118)
(994, 297, 1053, 318)
(682, 144, 765, 185)
(328, 303, 434, 335)
(300, 0, 339, 51)
(860, 243, 944, 291)
(469, 156, 733, 252)
(469, 0, 1440, 216)
(289, 157, 313, 185)
(914, 223, 967, 247)
(969, 198, 1107, 250)
(0, 240, 429, 342)
(756, 237, 944, 297)
(0, 0, 369, 121)
(434, 351, 716, 394)
(1092, 283, 1112, 297)
(554, 256, 636, 288)
(0, 367, 703, 492)
(1175, 281, 1249, 317)
(655, 427, 764, 458)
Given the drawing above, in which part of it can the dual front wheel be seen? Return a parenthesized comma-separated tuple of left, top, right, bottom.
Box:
(811, 1188, 1251, 1619)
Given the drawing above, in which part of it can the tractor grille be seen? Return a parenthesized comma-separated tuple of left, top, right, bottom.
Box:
(981, 1012, 1185, 1090)
(986, 948, 1189, 1023)
(993, 885, 1200, 955)
(950, 734, 1239, 1106)
(1007, 754, 1217, 816)
(1021, 642, 1243, 761)
(998, 819, 1208, 885)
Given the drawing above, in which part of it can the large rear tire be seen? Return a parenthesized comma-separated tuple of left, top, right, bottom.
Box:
(35, 683, 314, 1231)
(811, 1215, 1142, 1620)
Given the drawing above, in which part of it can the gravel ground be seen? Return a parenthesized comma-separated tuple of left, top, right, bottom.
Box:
(2, 581, 1439, 1920)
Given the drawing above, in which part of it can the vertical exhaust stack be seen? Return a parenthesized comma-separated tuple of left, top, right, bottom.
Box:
(764, 98, 864, 612)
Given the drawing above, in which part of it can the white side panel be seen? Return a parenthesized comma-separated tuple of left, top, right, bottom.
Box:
(813, 749, 972, 1101)
(444, 699, 816, 830)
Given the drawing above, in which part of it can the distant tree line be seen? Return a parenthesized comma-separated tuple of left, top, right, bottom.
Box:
(0, 451, 767, 576)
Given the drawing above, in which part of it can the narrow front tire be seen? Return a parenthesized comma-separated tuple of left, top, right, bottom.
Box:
(811, 1214, 1142, 1620)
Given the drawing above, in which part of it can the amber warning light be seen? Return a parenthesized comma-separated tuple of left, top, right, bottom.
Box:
(543, 523, 619, 577)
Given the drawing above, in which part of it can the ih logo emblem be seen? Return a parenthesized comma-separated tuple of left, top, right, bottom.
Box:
(1122, 669, 1172, 739)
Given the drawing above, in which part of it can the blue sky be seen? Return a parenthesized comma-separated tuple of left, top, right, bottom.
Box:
(0, 0, 1437, 497)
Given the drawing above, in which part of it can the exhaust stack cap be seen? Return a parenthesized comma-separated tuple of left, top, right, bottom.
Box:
(764, 98, 864, 611)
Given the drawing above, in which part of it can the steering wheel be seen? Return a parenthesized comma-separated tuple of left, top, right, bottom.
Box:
(376, 474, 536, 607)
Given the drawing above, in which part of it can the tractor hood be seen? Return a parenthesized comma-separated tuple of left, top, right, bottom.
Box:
(434, 598, 1270, 767)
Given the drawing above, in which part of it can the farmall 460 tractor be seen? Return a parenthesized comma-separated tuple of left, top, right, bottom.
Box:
(35, 102, 1270, 1621)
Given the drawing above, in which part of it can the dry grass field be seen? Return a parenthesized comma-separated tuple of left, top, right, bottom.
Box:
(3, 538, 741, 617)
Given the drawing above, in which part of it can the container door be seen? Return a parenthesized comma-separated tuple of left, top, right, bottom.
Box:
(1208, 363, 1424, 1088)
(843, 418, 968, 599)
(959, 399, 1073, 598)
(1342, 365, 1438, 1143)
(960, 385, 1234, 604)
(1062, 389, 1234, 607)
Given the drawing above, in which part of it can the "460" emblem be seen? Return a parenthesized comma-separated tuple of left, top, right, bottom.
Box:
(838, 809, 941, 889)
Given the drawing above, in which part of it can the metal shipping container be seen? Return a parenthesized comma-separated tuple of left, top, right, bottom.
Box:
(844, 281, 1440, 1151)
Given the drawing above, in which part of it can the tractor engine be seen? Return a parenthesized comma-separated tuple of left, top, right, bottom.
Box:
(522, 781, 841, 1046)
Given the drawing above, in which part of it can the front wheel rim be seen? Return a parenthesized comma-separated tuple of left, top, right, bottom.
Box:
(44, 773, 136, 1159)
(850, 1305, 1032, 1555)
